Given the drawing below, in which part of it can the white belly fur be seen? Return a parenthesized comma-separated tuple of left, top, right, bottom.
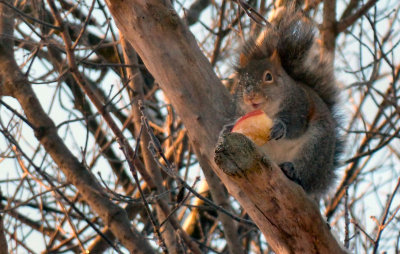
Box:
(260, 132, 310, 164)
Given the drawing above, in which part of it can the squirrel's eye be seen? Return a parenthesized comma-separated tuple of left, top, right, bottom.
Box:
(263, 71, 273, 83)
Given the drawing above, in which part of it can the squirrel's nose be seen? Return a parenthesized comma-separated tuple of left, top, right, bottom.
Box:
(245, 85, 254, 93)
(244, 91, 255, 100)
(244, 85, 262, 98)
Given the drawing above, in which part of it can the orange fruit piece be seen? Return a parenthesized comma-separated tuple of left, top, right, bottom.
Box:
(231, 110, 272, 146)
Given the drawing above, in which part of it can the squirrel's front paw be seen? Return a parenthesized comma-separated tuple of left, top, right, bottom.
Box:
(269, 120, 286, 140)
(218, 123, 235, 144)
(220, 122, 235, 135)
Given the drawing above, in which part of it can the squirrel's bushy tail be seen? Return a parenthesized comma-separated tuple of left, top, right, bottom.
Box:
(272, 10, 338, 111)
(271, 9, 345, 169)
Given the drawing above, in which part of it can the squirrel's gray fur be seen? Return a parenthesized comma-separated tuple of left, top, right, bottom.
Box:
(234, 8, 344, 199)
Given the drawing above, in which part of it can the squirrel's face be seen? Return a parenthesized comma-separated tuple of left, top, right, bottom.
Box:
(237, 52, 291, 117)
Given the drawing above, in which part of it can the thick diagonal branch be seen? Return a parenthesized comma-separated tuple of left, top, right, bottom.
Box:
(105, 0, 346, 253)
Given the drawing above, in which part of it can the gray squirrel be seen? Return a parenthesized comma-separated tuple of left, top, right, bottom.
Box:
(233, 9, 344, 199)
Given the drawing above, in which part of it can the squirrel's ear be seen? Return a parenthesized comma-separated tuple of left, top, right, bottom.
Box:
(239, 53, 248, 67)
(270, 50, 282, 66)
(255, 29, 278, 58)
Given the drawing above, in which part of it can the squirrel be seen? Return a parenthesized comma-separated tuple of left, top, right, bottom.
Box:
(232, 9, 344, 200)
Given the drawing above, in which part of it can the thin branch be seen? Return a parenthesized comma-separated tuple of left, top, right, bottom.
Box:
(0, 0, 60, 30)
(336, 0, 378, 34)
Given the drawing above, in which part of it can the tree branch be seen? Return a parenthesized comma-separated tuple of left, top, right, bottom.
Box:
(336, 0, 378, 34)
(105, 0, 347, 252)
(0, 2, 154, 252)
(121, 36, 180, 253)
(321, 0, 337, 54)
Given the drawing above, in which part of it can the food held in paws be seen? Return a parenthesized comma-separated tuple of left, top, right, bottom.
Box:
(231, 110, 272, 145)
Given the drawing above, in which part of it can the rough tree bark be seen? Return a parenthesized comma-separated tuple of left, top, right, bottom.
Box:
(105, 0, 347, 253)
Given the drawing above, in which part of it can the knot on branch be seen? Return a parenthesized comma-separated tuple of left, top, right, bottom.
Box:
(214, 132, 270, 177)
(34, 125, 55, 141)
